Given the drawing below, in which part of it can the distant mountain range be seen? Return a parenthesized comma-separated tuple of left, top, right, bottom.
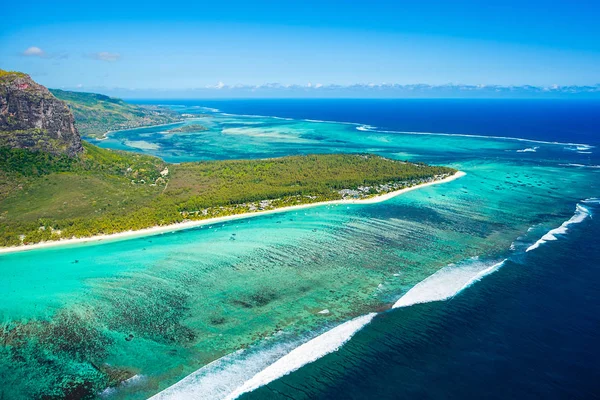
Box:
(57, 83, 600, 99)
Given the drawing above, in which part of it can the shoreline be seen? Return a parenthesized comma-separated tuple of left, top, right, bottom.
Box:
(0, 171, 465, 255)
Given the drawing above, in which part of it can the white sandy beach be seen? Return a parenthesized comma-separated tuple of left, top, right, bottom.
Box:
(0, 171, 465, 255)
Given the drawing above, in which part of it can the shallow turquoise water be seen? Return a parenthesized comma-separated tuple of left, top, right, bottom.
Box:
(1, 104, 598, 399)
(243, 198, 600, 400)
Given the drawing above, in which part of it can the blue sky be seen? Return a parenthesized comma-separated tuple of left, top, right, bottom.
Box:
(1, 0, 599, 95)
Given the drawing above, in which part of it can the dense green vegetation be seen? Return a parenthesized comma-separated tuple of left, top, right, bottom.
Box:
(0, 70, 26, 79)
(50, 89, 181, 138)
(0, 144, 455, 247)
(167, 124, 208, 133)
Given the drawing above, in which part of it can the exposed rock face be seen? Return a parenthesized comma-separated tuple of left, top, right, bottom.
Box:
(0, 70, 83, 156)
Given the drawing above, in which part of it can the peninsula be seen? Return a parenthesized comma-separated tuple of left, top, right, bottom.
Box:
(50, 88, 181, 138)
(0, 70, 460, 251)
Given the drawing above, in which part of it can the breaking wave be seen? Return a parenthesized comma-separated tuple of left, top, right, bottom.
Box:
(565, 145, 594, 152)
(526, 202, 593, 252)
(150, 345, 293, 400)
(152, 314, 376, 400)
(151, 198, 598, 399)
(517, 146, 539, 153)
(356, 124, 377, 131)
(225, 313, 376, 399)
(353, 125, 593, 148)
(392, 258, 506, 308)
(559, 163, 600, 169)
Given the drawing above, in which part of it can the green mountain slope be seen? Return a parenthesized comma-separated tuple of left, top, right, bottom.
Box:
(50, 89, 181, 138)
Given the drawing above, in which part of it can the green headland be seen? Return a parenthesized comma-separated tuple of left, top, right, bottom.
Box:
(49, 89, 181, 138)
(0, 70, 456, 249)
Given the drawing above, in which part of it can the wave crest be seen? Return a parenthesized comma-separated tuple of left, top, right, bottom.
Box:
(393, 258, 506, 308)
(526, 203, 592, 252)
(152, 314, 376, 400)
(516, 146, 539, 153)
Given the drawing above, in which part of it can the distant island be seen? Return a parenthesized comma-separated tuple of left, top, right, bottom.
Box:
(166, 124, 209, 133)
(0, 70, 460, 250)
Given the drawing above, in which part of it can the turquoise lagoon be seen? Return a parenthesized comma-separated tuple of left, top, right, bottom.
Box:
(1, 103, 598, 399)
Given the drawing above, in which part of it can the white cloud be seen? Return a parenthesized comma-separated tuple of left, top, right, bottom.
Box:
(90, 52, 121, 62)
(206, 82, 226, 89)
(76, 84, 83, 88)
(22, 46, 45, 57)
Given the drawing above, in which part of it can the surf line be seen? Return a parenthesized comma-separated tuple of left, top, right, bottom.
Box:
(154, 199, 597, 399)
(355, 126, 594, 148)
(151, 314, 377, 400)
(526, 202, 593, 252)
(154, 258, 507, 400)
(392, 258, 507, 309)
(135, 106, 594, 149)
(224, 313, 377, 399)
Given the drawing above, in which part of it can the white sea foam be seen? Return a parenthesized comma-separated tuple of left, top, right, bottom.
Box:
(356, 124, 376, 131)
(304, 119, 335, 123)
(392, 258, 506, 308)
(152, 314, 376, 400)
(220, 112, 295, 121)
(526, 204, 591, 252)
(583, 198, 600, 205)
(150, 346, 294, 400)
(224, 313, 376, 399)
(516, 146, 539, 153)
(303, 118, 357, 125)
(559, 163, 600, 169)
(352, 125, 593, 148)
(565, 145, 593, 151)
(220, 112, 269, 119)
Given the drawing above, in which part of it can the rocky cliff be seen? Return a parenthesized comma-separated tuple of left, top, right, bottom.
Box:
(0, 70, 83, 156)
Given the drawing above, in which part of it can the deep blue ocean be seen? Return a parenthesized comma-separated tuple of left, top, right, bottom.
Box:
(135, 99, 600, 146)
(130, 98, 600, 399)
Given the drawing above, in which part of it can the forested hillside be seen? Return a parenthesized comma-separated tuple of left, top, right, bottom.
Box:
(0, 145, 455, 247)
(50, 89, 181, 138)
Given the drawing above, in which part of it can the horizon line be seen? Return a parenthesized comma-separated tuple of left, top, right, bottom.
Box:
(54, 82, 600, 92)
